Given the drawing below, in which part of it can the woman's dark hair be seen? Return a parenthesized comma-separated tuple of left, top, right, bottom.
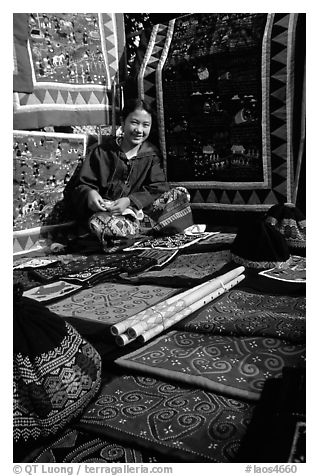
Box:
(121, 98, 154, 121)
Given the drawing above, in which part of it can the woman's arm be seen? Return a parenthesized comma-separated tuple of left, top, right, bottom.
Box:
(128, 155, 169, 210)
(71, 144, 108, 214)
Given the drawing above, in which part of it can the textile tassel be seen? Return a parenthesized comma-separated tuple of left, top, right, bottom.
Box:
(110, 266, 244, 338)
(139, 273, 245, 343)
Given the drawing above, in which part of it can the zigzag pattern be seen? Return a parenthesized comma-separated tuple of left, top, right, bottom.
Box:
(162, 13, 298, 210)
(18, 89, 109, 107)
(13, 233, 42, 254)
(101, 13, 125, 86)
(103, 14, 118, 84)
(13, 13, 123, 128)
(140, 24, 169, 106)
(268, 13, 291, 204)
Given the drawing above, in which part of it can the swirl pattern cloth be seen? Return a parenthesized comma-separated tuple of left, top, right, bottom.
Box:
(115, 331, 305, 401)
(176, 289, 306, 343)
(48, 282, 177, 324)
(29, 428, 181, 463)
(78, 374, 255, 462)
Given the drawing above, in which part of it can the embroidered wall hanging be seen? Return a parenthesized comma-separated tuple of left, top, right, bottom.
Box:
(13, 13, 126, 129)
(137, 13, 305, 211)
(13, 130, 87, 234)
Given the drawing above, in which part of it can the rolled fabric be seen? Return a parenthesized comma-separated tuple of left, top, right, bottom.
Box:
(110, 266, 244, 337)
(139, 273, 245, 343)
(110, 307, 165, 336)
(115, 332, 137, 347)
(127, 266, 245, 339)
(110, 285, 203, 336)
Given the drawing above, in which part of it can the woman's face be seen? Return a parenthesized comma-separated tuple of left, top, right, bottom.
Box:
(122, 108, 152, 148)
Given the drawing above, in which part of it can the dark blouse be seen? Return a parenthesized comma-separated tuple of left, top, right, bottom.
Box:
(70, 136, 169, 218)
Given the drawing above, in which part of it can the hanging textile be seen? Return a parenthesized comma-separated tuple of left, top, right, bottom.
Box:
(13, 13, 126, 129)
(136, 13, 305, 210)
(13, 13, 34, 93)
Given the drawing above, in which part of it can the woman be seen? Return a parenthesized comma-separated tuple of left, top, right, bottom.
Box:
(69, 98, 192, 246)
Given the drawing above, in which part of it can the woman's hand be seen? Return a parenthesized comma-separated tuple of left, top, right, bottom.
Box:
(108, 197, 131, 215)
(87, 189, 107, 212)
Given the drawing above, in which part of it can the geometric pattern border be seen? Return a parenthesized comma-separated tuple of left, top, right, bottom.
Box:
(138, 13, 301, 210)
(13, 13, 125, 129)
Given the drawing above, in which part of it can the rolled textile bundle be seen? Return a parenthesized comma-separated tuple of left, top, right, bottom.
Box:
(139, 273, 245, 343)
(110, 280, 215, 336)
(127, 266, 245, 339)
(115, 332, 137, 347)
(110, 266, 244, 337)
(110, 307, 165, 336)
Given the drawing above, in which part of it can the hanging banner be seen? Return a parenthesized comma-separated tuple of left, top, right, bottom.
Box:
(13, 13, 126, 129)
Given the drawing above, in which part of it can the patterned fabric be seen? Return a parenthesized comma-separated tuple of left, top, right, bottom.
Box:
(176, 288, 306, 344)
(13, 14, 33, 93)
(265, 203, 306, 250)
(14, 269, 45, 291)
(13, 130, 86, 231)
(48, 282, 177, 325)
(14, 295, 102, 443)
(29, 253, 134, 282)
(87, 188, 193, 246)
(89, 211, 140, 242)
(126, 233, 221, 251)
(29, 428, 180, 463)
(182, 232, 237, 253)
(78, 373, 255, 462)
(120, 250, 232, 286)
(31, 253, 157, 286)
(137, 13, 304, 211)
(145, 187, 193, 234)
(137, 249, 178, 268)
(13, 257, 59, 269)
(115, 331, 305, 401)
(22, 281, 82, 303)
(13, 13, 126, 129)
(259, 255, 306, 283)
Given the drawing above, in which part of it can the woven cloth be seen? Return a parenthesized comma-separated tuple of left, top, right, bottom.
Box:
(115, 331, 305, 401)
(13, 13, 125, 129)
(14, 293, 102, 444)
(27, 427, 181, 463)
(119, 250, 233, 287)
(48, 281, 178, 326)
(137, 13, 304, 211)
(77, 372, 255, 462)
(176, 288, 306, 344)
(265, 203, 306, 250)
(89, 212, 140, 242)
(145, 187, 193, 235)
(30, 252, 157, 285)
